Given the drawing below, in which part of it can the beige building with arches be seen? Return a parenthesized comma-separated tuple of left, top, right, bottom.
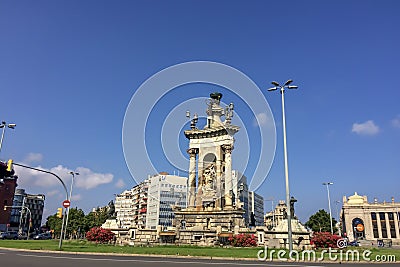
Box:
(342, 192, 400, 244)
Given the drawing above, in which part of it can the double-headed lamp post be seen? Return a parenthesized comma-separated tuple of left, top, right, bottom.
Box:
(0, 121, 16, 155)
(268, 79, 298, 252)
(323, 182, 334, 234)
(64, 171, 79, 239)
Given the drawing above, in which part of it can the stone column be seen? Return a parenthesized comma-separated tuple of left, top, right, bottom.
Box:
(223, 144, 233, 208)
(216, 158, 222, 208)
(187, 148, 198, 207)
(385, 212, 391, 238)
(393, 212, 399, 239)
(376, 213, 382, 239)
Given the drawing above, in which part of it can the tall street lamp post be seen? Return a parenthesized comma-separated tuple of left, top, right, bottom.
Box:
(268, 79, 298, 252)
(64, 171, 79, 239)
(0, 121, 16, 155)
(323, 182, 334, 234)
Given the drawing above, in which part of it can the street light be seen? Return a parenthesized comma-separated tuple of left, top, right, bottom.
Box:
(4, 205, 31, 239)
(12, 162, 68, 249)
(64, 171, 79, 239)
(323, 182, 334, 234)
(268, 79, 298, 252)
(0, 121, 16, 155)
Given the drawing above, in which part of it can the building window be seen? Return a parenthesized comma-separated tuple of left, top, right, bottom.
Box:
(379, 212, 388, 238)
(257, 232, 264, 244)
(371, 212, 379, 238)
(130, 229, 136, 240)
(388, 212, 397, 238)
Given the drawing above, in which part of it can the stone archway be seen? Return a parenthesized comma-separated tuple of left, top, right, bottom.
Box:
(352, 217, 365, 240)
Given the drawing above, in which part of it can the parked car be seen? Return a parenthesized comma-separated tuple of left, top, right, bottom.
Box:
(33, 232, 52, 240)
(0, 231, 19, 240)
(18, 233, 28, 240)
(348, 240, 360, 246)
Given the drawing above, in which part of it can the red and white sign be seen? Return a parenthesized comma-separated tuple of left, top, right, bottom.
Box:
(62, 200, 71, 208)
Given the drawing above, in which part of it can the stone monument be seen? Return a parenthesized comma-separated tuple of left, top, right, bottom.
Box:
(174, 92, 246, 245)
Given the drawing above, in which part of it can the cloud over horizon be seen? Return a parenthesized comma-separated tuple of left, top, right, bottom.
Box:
(15, 161, 114, 191)
(351, 120, 380, 136)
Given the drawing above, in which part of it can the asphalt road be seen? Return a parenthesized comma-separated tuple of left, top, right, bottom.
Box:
(0, 248, 396, 267)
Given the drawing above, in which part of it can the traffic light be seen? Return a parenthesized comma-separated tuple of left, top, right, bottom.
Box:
(6, 159, 13, 172)
(0, 160, 14, 178)
(56, 208, 63, 218)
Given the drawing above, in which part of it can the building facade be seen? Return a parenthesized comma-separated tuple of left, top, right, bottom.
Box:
(146, 174, 187, 230)
(249, 191, 264, 226)
(114, 179, 149, 229)
(342, 192, 400, 243)
(231, 171, 264, 227)
(0, 167, 17, 231)
(10, 189, 45, 233)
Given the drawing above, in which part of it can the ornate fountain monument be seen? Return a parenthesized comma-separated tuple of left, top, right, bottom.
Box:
(174, 92, 246, 245)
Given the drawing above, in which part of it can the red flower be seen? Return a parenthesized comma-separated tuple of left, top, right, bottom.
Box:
(86, 227, 115, 244)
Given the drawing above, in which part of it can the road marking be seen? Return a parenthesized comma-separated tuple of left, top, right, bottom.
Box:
(17, 253, 324, 267)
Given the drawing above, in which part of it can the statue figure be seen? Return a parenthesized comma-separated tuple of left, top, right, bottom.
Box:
(290, 197, 297, 219)
(202, 164, 216, 191)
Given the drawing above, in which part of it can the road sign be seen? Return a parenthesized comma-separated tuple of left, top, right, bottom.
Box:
(62, 200, 71, 208)
(356, 223, 364, 232)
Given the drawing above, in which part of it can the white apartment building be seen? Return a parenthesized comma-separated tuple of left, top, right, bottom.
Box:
(146, 174, 188, 230)
(115, 179, 149, 229)
(231, 170, 264, 227)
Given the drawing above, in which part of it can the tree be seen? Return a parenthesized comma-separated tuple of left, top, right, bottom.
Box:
(83, 208, 109, 231)
(46, 213, 63, 238)
(65, 208, 86, 239)
(305, 209, 337, 233)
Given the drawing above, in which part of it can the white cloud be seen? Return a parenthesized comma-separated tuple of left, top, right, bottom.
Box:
(351, 120, 380, 136)
(15, 164, 113, 191)
(253, 112, 270, 127)
(46, 190, 60, 197)
(115, 179, 126, 189)
(391, 115, 400, 128)
(75, 167, 113, 189)
(24, 153, 43, 164)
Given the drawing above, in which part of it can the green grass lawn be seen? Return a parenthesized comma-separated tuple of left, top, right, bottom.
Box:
(0, 240, 260, 258)
(0, 240, 398, 262)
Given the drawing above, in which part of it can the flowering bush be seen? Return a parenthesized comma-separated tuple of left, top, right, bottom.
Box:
(228, 233, 257, 247)
(310, 232, 341, 248)
(86, 227, 115, 244)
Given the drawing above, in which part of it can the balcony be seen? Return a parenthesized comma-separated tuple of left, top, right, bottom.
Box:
(139, 208, 147, 213)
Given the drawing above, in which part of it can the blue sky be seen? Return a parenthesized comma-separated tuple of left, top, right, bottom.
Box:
(1, 0, 399, 223)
